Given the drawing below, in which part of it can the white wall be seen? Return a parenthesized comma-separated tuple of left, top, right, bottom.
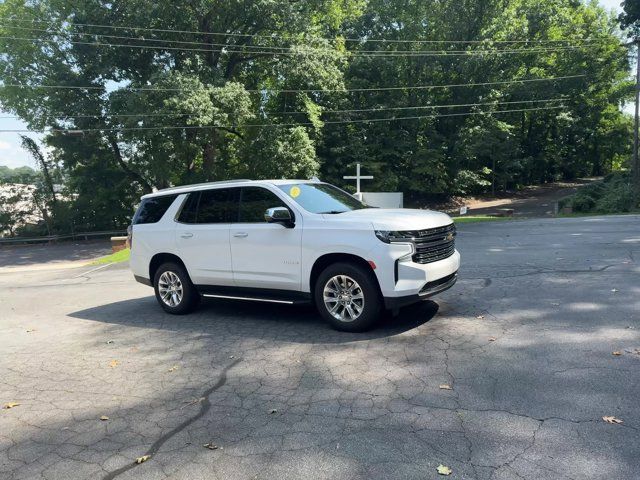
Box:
(359, 192, 403, 208)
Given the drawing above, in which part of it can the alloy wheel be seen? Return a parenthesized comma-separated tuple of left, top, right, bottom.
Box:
(158, 271, 184, 307)
(323, 275, 365, 322)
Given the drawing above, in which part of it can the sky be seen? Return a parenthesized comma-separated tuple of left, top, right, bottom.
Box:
(0, 0, 632, 169)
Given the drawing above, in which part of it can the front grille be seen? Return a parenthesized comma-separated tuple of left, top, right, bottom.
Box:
(398, 223, 456, 264)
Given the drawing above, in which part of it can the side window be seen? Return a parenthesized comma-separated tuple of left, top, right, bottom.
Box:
(177, 192, 200, 224)
(197, 188, 238, 224)
(239, 187, 288, 223)
(133, 194, 178, 225)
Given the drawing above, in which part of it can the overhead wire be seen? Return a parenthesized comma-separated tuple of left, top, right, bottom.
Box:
(0, 74, 587, 94)
(0, 33, 608, 57)
(0, 24, 611, 55)
(0, 106, 567, 134)
(3, 17, 606, 45)
(0, 98, 568, 120)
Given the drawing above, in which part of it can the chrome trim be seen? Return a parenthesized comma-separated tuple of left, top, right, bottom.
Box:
(202, 294, 294, 304)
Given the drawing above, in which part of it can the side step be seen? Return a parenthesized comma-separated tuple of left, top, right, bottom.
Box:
(196, 285, 311, 305)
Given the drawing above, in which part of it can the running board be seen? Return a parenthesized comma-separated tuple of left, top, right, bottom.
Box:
(196, 285, 311, 305)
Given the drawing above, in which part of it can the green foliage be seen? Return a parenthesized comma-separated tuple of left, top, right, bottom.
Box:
(560, 172, 639, 213)
(0, 0, 634, 235)
(619, 0, 640, 36)
(0, 165, 39, 183)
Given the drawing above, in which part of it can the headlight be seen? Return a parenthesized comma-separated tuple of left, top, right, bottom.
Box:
(375, 230, 403, 243)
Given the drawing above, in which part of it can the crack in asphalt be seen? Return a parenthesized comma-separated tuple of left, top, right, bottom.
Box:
(101, 358, 242, 480)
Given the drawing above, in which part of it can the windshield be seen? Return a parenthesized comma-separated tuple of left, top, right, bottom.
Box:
(278, 183, 368, 214)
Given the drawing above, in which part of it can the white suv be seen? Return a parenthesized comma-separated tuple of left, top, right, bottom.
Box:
(129, 179, 460, 331)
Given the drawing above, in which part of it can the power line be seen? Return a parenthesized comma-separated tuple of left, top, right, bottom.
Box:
(0, 34, 601, 57)
(0, 98, 567, 120)
(4, 17, 605, 45)
(0, 74, 587, 94)
(0, 106, 565, 133)
(0, 24, 608, 55)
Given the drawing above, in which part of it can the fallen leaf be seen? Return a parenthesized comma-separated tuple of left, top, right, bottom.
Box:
(602, 416, 623, 425)
(203, 443, 218, 450)
(488, 337, 497, 342)
(100, 416, 109, 421)
(26, 328, 36, 333)
(2, 402, 20, 409)
(229, 355, 234, 359)
(612, 351, 622, 356)
(611, 288, 618, 293)
(269, 409, 278, 414)
(181, 397, 205, 408)
(439, 384, 453, 390)
(109, 360, 119, 368)
(168, 365, 178, 372)
(106, 340, 114, 344)
(135, 455, 151, 464)
(476, 315, 485, 319)
(550, 302, 560, 307)
(437, 464, 452, 476)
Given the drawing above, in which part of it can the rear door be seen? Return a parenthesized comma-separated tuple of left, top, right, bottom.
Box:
(174, 187, 239, 286)
(230, 186, 302, 290)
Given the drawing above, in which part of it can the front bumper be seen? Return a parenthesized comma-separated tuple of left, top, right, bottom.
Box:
(383, 271, 457, 310)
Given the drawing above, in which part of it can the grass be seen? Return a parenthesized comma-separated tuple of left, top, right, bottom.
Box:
(90, 248, 130, 265)
(452, 215, 511, 223)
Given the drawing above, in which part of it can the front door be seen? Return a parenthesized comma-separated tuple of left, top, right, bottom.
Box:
(174, 188, 238, 286)
(230, 187, 302, 290)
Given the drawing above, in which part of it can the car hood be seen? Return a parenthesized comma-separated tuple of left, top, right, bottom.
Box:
(324, 208, 453, 231)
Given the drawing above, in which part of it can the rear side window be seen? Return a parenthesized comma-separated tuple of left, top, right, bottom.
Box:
(198, 188, 238, 223)
(239, 187, 289, 223)
(177, 192, 199, 223)
(177, 188, 239, 224)
(133, 194, 178, 225)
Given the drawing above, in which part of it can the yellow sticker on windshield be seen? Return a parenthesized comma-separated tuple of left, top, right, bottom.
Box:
(289, 186, 301, 198)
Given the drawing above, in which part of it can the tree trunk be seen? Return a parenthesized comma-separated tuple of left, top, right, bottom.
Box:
(202, 130, 218, 181)
(107, 136, 153, 192)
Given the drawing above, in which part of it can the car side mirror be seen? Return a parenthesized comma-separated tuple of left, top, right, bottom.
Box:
(265, 207, 294, 228)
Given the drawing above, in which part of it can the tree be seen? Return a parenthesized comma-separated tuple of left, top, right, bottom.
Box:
(620, 0, 640, 37)
(0, 0, 633, 231)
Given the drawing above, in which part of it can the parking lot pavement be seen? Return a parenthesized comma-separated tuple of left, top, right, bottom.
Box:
(1, 215, 639, 480)
(0, 240, 111, 270)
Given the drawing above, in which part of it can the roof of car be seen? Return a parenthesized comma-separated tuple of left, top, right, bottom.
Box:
(141, 179, 319, 199)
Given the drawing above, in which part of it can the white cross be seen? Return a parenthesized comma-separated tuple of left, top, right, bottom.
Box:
(343, 163, 373, 194)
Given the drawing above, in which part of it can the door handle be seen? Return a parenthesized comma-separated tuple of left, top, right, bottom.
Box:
(233, 232, 248, 238)
(180, 232, 194, 238)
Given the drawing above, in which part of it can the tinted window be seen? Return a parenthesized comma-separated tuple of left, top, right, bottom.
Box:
(133, 195, 178, 224)
(177, 192, 199, 224)
(198, 188, 238, 223)
(277, 183, 367, 214)
(239, 187, 288, 223)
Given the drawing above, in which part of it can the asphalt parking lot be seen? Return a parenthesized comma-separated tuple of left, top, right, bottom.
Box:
(1, 215, 639, 480)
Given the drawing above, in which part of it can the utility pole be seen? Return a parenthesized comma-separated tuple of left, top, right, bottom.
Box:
(634, 38, 640, 196)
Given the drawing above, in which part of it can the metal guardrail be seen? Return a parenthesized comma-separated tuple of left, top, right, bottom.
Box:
(0, 230, 127, 245)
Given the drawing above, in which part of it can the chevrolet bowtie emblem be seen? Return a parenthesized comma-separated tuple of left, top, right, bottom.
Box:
(445, 233, 454, 242)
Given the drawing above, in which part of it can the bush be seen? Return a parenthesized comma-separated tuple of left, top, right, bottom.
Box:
(594, 183, 635, 213)
(561, 172, 638, 214)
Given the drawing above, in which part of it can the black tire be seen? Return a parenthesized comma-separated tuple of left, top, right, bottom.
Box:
(153, 262, 200, 314)
(314, 262, 382, 332)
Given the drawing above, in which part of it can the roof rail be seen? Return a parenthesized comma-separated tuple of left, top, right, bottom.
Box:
(153, 179, 253, 194)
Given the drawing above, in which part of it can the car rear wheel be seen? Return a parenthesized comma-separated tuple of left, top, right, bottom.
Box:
(314, 262, 381, 332)
(153, 262, 200, 314)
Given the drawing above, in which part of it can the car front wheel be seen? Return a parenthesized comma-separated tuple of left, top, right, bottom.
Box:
(314, 262, 382, 332)
(153, 262, 200, 314)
